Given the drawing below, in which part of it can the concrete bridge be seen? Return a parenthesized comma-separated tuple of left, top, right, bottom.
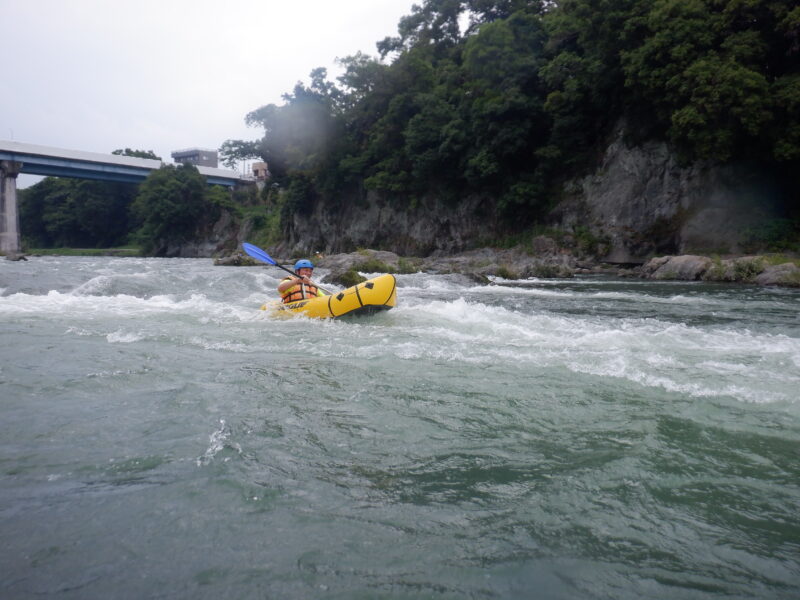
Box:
(0, 140, 250, 253)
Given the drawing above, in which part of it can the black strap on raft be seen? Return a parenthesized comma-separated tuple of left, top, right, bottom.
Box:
(354, 284, 364, 307)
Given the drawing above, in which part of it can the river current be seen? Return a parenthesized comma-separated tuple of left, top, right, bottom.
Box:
(1, 256, 799, 599)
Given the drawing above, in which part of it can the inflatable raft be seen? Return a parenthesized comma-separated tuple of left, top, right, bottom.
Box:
(261, 273, 397, 318)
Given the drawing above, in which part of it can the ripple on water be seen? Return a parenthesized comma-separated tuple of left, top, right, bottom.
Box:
(1, 258, 799, 599)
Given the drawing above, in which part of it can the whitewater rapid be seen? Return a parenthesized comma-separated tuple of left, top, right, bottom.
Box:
(1, 256, 798, 599)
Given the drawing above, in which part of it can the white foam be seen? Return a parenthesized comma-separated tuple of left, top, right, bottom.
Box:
(4, 259, 798, 407)
(0, 290, 263, 325)
(107, 330, 146, 343)
(197, 419, 230, 466)
(311, 294, 800, 404)
(70, 271, 155, 296)
(186, 337, 250, 352)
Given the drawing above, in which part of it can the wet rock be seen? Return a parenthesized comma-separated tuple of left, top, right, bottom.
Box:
(463, 272, 492, 285)
(641, 256, 671, 276)
(213, 254, 259, 266)
(316, 249, 404, 273)
(521, 260, 575, 279)
(420, 247, 576, 279)
(274, 246, 800, 289)
(322, 269, 367, 287)
(641, 254, 800, 287)
(702, 256, 766, 283)
(755, 263, 800, 287)
(4, 252, 27, 261)
(644, 255, 712, 280)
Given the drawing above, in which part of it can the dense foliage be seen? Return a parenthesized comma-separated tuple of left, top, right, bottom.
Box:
(19, 177, 139, 248)
(19, 148, 161, 249)
(222, 0, 800, 228)
(130, 164, 229, 254)
(19, 151, 235, 254)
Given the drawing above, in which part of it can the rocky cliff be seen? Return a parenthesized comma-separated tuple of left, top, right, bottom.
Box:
(548, 126, 787, 263)
(275, 125, 788, 263)
(280, 192, 499, 258)
(162, 210, 252, 258)
(191, 125, 789, 264)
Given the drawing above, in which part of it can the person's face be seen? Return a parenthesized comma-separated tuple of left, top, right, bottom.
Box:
(297, 267, 313, 278)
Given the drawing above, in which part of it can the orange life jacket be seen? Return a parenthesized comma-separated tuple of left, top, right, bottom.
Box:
(280, 277, 323, 304)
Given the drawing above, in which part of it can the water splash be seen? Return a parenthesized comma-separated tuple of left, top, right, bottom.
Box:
(196, 419, 243, 466)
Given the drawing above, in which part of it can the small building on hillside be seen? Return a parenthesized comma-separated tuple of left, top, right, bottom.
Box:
(171, 148, 218, 168)
(252, 161, 270, 180)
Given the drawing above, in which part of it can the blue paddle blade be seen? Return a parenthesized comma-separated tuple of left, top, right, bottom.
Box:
(242, 242, 276, 265)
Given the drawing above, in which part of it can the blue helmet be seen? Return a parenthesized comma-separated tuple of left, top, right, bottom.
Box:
(294, 259, 314, 271)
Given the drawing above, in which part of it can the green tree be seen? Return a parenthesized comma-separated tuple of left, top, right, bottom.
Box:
(218, 139, 262, 169)
(621, 0, 799, 161)
(19, 177, 137, 248)
(112, 148, 161, 160)
(130, 164, 214, 254)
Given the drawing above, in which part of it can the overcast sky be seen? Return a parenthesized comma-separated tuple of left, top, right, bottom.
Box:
(1, 0, 417, 187)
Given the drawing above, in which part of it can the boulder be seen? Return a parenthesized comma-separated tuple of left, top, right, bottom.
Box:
(520, 260, 574, 278)
(645, 255, 712, 280)
(755, 263, 800, 287)
(213, 254, 259, 266)
(462, 272, 492, 285)
(323, 269, 367, 287)
(418, 247, 576, 279)
(702, 256, 766, 283)
(641, 256, 671, 276)
(316, 249, 403, 273)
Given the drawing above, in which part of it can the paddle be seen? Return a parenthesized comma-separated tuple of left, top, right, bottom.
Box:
(242, 242, 334, 295)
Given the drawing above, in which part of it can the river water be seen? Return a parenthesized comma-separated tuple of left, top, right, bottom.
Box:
(1, 256, 798, 599)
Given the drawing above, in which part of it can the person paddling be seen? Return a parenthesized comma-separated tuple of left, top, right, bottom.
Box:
(277, 259, 327, 303)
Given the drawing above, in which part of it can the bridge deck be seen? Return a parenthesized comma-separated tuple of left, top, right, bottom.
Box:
(0, 140, 248, 186)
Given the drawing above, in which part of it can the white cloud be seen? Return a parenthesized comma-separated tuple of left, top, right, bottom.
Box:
(1, 0, 415, 186)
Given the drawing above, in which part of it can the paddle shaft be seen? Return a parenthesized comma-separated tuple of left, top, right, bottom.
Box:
(242, 242, 333, 295)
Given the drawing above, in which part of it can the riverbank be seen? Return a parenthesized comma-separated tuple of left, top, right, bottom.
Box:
(8, 245, 799, 288)
(215, 244, 800, 289)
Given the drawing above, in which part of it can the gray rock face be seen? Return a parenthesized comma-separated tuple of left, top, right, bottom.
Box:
(551, 125, 785, 263)
(163, 211, 252, 258)
(186, 123, 791, 268)
(282, 193, 498, 257)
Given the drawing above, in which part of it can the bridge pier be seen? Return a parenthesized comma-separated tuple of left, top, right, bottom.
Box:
(0, 160, 23, 253)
